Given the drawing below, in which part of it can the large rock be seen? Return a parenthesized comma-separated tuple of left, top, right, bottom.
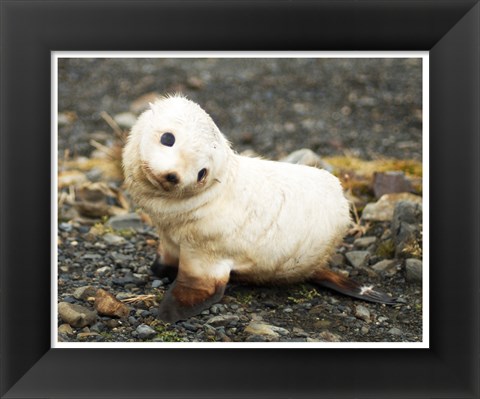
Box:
(58, 302, 97, 328)
(361, 193, 422, 222)
(405, 258, 423, 283)
(373, 171, 413, 199)
(392, 201, 422, 258)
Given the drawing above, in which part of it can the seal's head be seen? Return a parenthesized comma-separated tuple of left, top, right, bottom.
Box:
(123, 94, 231, 199)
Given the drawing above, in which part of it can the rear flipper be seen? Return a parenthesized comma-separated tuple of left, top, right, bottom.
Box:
(310, 269, 399, 305)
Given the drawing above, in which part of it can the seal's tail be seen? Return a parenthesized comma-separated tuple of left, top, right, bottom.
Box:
(310, 269, 398, 305)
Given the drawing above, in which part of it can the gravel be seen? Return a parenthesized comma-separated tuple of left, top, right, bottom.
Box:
(56, 58, 423, 344)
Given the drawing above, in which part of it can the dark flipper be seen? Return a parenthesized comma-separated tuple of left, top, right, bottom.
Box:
(310, 269, 399, 305)
(150, 255, 178, 281)
(158, 279, 226, 323)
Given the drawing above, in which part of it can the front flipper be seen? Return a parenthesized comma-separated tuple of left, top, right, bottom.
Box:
(157, 256, 231, 323)
(158, 279, 226, 323)
(151, 255, 179, 281)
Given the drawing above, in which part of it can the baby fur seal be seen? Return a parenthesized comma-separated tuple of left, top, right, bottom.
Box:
(123, 94, 397, 323)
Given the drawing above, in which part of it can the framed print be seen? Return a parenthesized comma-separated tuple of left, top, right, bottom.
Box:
(1, 1, 479, 398)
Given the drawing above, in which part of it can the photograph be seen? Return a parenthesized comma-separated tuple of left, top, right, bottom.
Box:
(55, 54, 427, 347)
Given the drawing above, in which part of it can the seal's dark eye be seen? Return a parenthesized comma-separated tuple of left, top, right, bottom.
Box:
(160, 132, 175, 147)
(197, 168, 207, 183)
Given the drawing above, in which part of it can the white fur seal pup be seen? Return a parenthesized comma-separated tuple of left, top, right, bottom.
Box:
(123, 94, 397, 323)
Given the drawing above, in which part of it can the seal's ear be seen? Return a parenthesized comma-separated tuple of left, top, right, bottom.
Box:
(157, 256, 231, 323)
(149, 102, 156, 115)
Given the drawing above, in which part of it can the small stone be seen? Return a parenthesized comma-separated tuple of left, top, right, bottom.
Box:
(58, 323, 74, 335)
(94, 289, 130, 318)
(280, 148, 325, 168)
(82, 253, 102, 261)
(371, 259, 397, 273)
(329, 253, 345, 267)
(136, 324, 157, 340)
(59, 222, 73, 232)
(113, 112, 137, 128)
(354, 304, 371, 322)
(361, 193, 422, 222)
(58, 302, 97, 328)
(77, 332, 100, 339)
(73, 285, 97, 300)
(106, 213, 145, 231)
(318, 331, 342, 342)
(353, 236, 377, 249)
(283, 307, 293, 313)
(151, 279, 163, 288)
(373, 171, 413, 199)
(405, 258, 423, 283)
(206, 315, 239, 327)
(388, 327, 403, 336)
(102, 233, 126, 246)
(314, 320, 332, 329)
(244, 322, 289, 338)
(95, 266, 111, 276)
(360, 326, 370, 334)
(345, 251, 370, 268)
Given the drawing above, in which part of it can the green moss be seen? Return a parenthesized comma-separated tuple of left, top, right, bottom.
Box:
(376, 239, 396, 258)
(154, 325, 183, 342)
(288, 284, 320, 304)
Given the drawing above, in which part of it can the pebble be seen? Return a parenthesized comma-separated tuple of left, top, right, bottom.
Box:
(206, 315, 239, 327)
(95, 266, 111, 276)
(103, 233, 126, 245)
(354, 304, 371, 322)
(353, 236, 377, 249)
(329, 253, 345, 267)
(317, 331, 342, 342)
(106, 213, 145, 231)
(59, 222, 73, 232)
(370, 259, 397, 273)
(58, 323, 74, 335)
(283, 307, 293, 313)
(244, 322, 289, 338)
(151, 279, 163, 288)
(388, 327, 403, 336)
(73, 285, 97, 300)
(361, 193, 422, 222)
(136, 324, 157, 339)
(345, 251, 370, 268)
(405, 258, 423, 283)
(58, 302, 97, 328)
(94, 288, 130, 318)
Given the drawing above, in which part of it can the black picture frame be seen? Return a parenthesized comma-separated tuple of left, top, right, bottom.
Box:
(1, 1, 479, 398)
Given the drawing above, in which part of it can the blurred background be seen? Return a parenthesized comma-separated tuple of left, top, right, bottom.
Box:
(57, 57, 422, 162)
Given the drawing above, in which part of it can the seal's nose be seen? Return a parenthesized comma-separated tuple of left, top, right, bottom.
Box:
(164, 172, 179, 185)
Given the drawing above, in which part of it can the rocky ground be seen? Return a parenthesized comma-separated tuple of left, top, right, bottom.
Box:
(57, 57, 424, 343)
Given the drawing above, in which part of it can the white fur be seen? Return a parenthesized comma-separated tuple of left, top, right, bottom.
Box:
(123, 95, 351, 284)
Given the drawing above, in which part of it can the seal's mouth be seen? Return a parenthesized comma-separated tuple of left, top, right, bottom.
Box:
(141, 162, 175, 192)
